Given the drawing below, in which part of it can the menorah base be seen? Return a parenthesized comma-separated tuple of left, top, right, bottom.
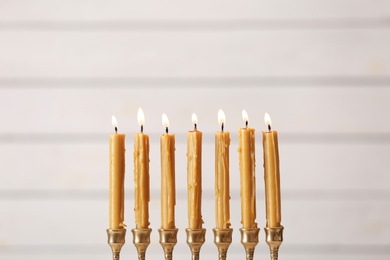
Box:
(240, 227, 260, 260)
(186, 228, 206, 260)
(132, 228, 152, 260)
(213, 228, 233, 260)
(107, 228, 126, 260)
(159, 228, 179, 260)
(265, 226, 284, 260)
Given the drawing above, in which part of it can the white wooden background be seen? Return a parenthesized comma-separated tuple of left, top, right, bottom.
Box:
(0, 1, 390, 259)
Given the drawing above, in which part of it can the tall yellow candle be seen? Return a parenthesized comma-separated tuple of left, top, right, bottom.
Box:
(109, 115, 126, 229)
(134, 108, 150, 229)
(238, 110, 257, 228)
(161, 113, 176, 229)
(215, 109, 231, 229)
(187, 113, 203, 229)
(262, 113, 282, 228)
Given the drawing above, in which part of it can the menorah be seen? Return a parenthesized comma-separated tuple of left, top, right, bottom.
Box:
(107, 110, 283, 259)
(107, 225, 283, 260)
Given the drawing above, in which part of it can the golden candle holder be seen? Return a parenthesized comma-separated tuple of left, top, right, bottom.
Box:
(240, 228, 260, 260)
(158, 228, 179, 260)
(186, 228, 206, 260)
(106, 228, 126, 260)
(213, 228, 233, 260)
(264, 226, 284, 260)
(132, 228, 152, 260)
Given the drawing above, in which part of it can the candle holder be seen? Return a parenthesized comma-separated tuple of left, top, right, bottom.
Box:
(106, 228, 126, 260)
(240, 227, 260, 260)
(158, 228, 179, 260)
(264, 226, 284, 260)
(132, 228, 152, 260)
(213, 228, 233, 260)
(186, 228, 206, 260)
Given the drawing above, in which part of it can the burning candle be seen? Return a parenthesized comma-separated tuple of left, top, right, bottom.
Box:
(215, 109, 231, 229)
(109, 115, 126, 229)
(263, 113, 282, 228)
(160, 113, 176, 229)
(238, 110, 257, 228)
(134, 108, 150, 229)
(187, 113, 203, 229)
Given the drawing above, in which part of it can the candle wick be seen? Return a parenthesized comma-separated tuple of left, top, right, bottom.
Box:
(245, 121, 248, 128)
(194, 123, 197, 130)
(165, 126, 169, 134)
(115, 126, 118, 134)
(221, 122, 224, 132)
(141, 125, 144, 133)
(268, 124, 271, 131)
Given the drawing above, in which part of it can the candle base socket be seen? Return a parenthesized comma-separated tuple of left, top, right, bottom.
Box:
(264, 226, 284, 260)
(213, 228, 233, 260)
(240, 227, 260, 260)
(106, 228, 126, 260)
(132, 228, 152, 260)
(186, 228, 206, 260)
(158, 228, 179, 260)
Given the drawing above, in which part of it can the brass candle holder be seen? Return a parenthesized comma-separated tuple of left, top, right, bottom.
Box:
(158, 228, 179, 260)
(186, 228, 206, 260)
(132, 228, 152, 260)
(265, 226, 284, 260)
(240, 227, 260, 260)
(213, 228, 233, 260)
(106, 228, 126, 260)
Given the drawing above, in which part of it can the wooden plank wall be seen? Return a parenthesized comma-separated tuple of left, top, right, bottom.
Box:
(0, 1, 389, 259)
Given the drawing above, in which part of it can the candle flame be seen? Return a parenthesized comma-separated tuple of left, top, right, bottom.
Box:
(112, 115, 118, 127)
(192, 113, 198, 124)
(264, 112, 272, 126)
(242, 109, 249, 123)
(162, 113, 169, 128)
(137, 108, 145, 126)
(218, 109, 225, 125)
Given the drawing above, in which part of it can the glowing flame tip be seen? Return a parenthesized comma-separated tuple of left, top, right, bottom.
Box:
(192, 113, 198, 124)
(264, 112, 272, 126)
(242, 109, 249, 123)
(137, 108, 145, 126)
(111, 115, 118, 127)
(162, 113, 169, 128)
(218, 109, 225, 125)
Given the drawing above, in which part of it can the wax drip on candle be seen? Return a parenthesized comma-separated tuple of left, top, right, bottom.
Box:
(264, 112, 272, 131)
(218, 109, 226, 132)
(192, 113, 198, 130)
(242, 109, 249, 128)
(112, 115, 118, 133)
(162, 113, 169, 134)
(138, 108, 145, 133)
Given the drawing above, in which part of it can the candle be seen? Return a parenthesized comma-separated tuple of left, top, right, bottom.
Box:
(262, 113, 282, 228)
(160, 113, 176, 229)
(109, 115, 126, 229)
(238, 110, 257, 228)
(134, 108, 150, 229)
(215, 109, 231, 229)
(187, 113, 203, 229)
